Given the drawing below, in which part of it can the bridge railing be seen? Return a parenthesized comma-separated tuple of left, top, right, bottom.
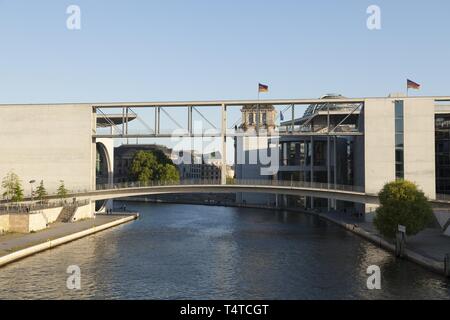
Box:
(94, 179, 365, 194)
(0, 199, 91, 214)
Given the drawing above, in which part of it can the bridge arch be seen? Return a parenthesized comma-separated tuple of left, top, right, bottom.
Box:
(77, 184, 380, 206)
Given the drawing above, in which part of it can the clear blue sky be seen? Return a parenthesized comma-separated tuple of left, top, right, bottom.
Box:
(0, 0, 449, 104)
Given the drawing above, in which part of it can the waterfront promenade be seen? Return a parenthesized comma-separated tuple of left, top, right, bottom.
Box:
(0, 214, 139, 267)
(321, 212, 450, 261)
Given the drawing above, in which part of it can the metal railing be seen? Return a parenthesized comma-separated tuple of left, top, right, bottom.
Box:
(0, 180, 366, 207)
(93, 179, 366, 194)
(0, 199, 90, 214)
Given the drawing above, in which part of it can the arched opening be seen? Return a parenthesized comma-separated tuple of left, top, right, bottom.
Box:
(96, 142, 111, 186)
(96, 142, 111, 212)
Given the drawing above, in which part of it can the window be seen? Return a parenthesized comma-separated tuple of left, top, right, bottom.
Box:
(395, 101, 404, 179)
(249, 113, 254, 125)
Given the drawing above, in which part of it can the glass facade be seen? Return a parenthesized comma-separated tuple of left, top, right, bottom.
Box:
(436, 116, 450, 194)
(395, 101, 404, 179)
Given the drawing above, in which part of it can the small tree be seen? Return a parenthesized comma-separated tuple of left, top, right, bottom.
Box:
(57, 180, 69, 200)
(374, 180, 433, 239)
(35, 180, 48, 202)
(12, 180, 24, 203)
(2, 171, 24, 202)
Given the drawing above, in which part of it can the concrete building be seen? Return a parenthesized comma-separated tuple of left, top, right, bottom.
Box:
(273, 94, 437, 213)
(234, 104, 278, 205)
(0, 103, 118, 218)
(0, 95, 448, 218)
(176, 150, 224, 182)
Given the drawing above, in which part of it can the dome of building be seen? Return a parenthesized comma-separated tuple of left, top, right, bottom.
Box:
(303, 94, 360, 118)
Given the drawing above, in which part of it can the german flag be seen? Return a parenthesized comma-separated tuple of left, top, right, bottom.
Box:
(407, 79, 421, 90)
(258, 83, 269, 93)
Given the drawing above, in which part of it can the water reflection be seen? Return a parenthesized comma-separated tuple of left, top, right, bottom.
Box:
(0, 203, 448, 300)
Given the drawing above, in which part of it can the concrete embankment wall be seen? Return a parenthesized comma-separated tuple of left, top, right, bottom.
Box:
(316, 212, 445, 275)
(0, 214, 10, 233)
(6, 207, 63, 233)
(72, 203, 95, 221)
(0, 214, 139, 268)
(0, 203, 95, 234)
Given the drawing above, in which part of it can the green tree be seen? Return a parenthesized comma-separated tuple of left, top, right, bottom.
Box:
(35, 180, 48, 201)
(2, 171, 24, 202)
(12, 182, 24, 202)
(130, 151, 180, 184)
(57, 180, 69, 199)
(157, 163, 180, 183)
(130, 151, 158, 183)
(373, 180, 433, 239)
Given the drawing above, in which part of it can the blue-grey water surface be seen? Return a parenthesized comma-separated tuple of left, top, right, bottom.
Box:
(0, 203, 449, 300)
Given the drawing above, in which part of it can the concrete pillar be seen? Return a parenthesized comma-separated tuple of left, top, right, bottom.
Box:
(310, 136, 314, 209)
(221, 104, 227, 185)
(333, 136, 337, 210)
(188, 106, 193, 135)
(327, 135, 331, 211)
(291, 104, 295, 132)
(155, 107, 161, 135)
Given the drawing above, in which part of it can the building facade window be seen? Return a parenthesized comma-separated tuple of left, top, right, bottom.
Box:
(436, 116, 450, 194)
(395, 100, 405, 179)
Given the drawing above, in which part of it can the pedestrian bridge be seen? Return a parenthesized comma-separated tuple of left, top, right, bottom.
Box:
(69, 180, 380, 205)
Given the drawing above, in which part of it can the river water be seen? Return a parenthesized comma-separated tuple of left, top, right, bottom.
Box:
(0, 203, 449, 300)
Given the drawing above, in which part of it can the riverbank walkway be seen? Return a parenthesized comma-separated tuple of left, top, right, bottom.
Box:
(321, 211, 450, 267)
(0, 214, 138, 264)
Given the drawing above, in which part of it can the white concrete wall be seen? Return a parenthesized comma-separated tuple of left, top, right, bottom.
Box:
(28, 213, 49, 232)
(0, 214, 9, 233)
(235, 135, 276, 205)
(364, 98, 396, 195)
(403, 98, 436, 199)
(9, 214, 30, 233)
(72, 203, 95, 222)
(8, 207, 63, 233)
(30, 207, 63, 225)
(0, 104, 95, 195)
(363, 97, 436, 206)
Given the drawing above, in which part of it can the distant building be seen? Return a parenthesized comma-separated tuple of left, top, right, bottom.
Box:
(176, 150, 223, 182)
(234, 104, 278, 205)
(275, 94, 362, 210)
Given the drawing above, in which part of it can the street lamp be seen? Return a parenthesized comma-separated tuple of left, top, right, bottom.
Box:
(29, 180, 36, 202)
